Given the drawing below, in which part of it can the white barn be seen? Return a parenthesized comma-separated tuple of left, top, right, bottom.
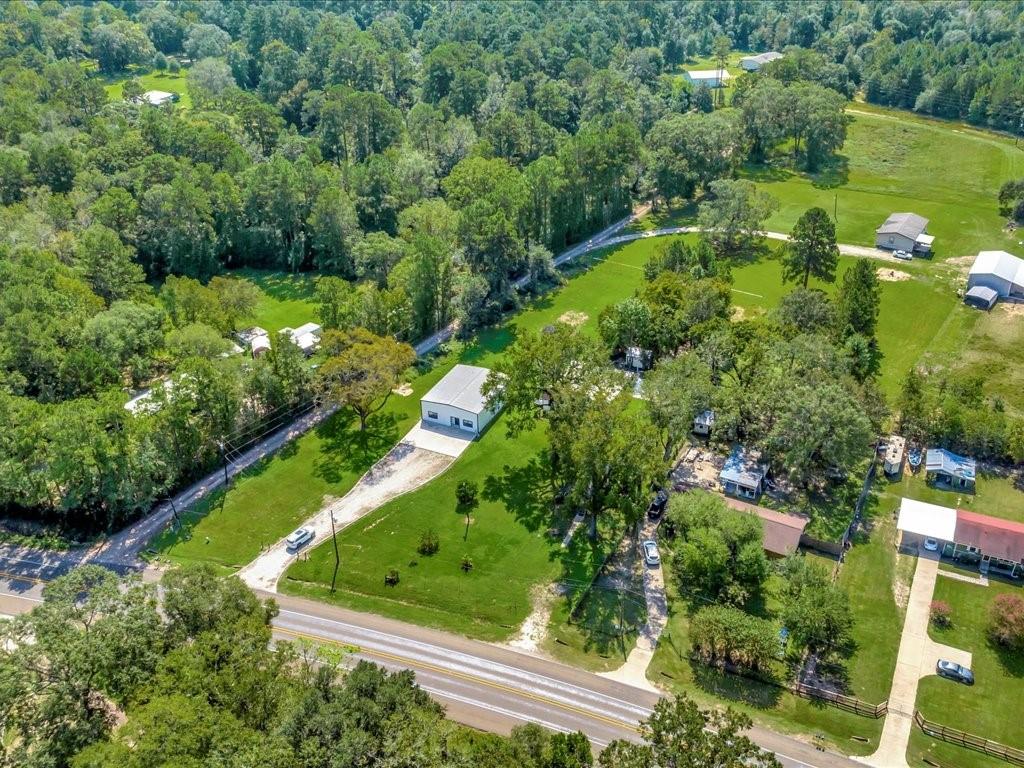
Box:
(967, 250, 1024, 304)
(684, 69, 732, 88)
(420, 364, 501, 437)
(740, 52, 783, 72)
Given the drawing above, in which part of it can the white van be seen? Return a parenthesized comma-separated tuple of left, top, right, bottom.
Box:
(285, 527, 314, 552)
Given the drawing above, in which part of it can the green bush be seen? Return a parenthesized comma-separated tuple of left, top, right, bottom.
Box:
(690, 604, 778, 675)
(417, 529, 440, 556)
(460, 555, 473, 573)
(384, 569, 400, 586)
(456, 480, 478, 508)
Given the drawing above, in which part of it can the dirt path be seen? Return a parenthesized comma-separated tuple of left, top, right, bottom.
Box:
(238, 426, 471, 592)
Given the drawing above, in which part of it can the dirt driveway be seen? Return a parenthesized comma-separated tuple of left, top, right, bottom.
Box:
(238, 425, 471, 592)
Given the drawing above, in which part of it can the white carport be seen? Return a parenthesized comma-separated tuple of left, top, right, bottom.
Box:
(896, 497, 957, 552)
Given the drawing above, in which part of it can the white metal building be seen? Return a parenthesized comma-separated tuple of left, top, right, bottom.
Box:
(966, 250, 1024, 302)
(740, 52, 783, 71)
(684, 69, 732, 88)
(420, 364, 501, 436)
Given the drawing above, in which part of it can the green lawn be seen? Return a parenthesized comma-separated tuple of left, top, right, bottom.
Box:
(744, 105, 1024, 259)
(232, 269, 320, 334)
(909, 577, 1024, 767)
(883, 466, 1024, 525)
(103, 67, 192, 109)
(149, 362, 447, 571)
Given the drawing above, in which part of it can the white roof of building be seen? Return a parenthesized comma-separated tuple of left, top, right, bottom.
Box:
(896, 497, 957, 541)
(422, 364, 493, 414)
(141, 90, 176, 105)
(686, 69, 732, 81)
(292, 322, 321, 337)
(969, 250, 1024, 286)
(741, 52, 783, 65)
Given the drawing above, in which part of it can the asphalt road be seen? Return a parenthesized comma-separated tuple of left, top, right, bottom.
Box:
(1, 581, 860, 768)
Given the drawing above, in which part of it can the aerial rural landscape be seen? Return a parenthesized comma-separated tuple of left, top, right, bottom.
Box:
(3, 2, 1024, 767)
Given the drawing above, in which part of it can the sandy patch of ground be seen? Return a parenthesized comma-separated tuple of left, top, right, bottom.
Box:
(731, 305, 747, 321)
(559, 310, 588, 326)
(505, 582, 564, 654)
(392, 382, 413, 396)
(998, 301, 1024, 317)
(877, 267, 912, 282)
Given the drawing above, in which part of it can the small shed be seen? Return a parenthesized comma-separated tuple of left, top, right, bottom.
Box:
(883, 435, 906, 476)
(693, 409, 715, 436)
(925, 448, 976, 492)
(684, 69, 731, 88)
(875, 212, 932, 253)
(420, 364, 501, 437)
(964, 285, 998, 310)
(740, 52, 783, 72)
(280, 323, 321, 356)
(250, 334, 271, 358)
(719, 446, 768, 501)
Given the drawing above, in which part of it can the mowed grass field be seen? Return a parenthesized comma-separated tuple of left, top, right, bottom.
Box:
(909, 577, 1024, 768)
(749, 105, 1024, 258)
(103, 67, 192, 108)
(231, 268, 320, 334)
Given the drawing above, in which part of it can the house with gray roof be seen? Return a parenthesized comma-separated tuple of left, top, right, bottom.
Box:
(925, 448, 976, 492)
(420, 364, 501, 436)
(875, 212, 933, 253)
(740, 52, 783, 72)
(719, 445, 768, 501)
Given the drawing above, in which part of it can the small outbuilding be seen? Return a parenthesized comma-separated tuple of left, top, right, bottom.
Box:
(925, 448, 976, 492)
(964, 285, 999, 310)
(740, 52, 783, 72)
(724, 497, 807, 557)
(420, 364, 500, 437)
(883, 435, 906, 476)
(875, 212, 932, 253)
(693, 409, 715, 436)
(280, 322, 321, 356)
(719, 445, 768, 501)
(625, 346, 653, 371)
(684, 69, 731, 88)
(966, 250, 1024, 303)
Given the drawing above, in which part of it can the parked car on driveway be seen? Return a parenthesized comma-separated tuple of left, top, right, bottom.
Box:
(894, 249, 912, 261)
(936, 659, 974, 685)
(923, 538, 939, 552)
(642, 539, 660, 567)
(286, 526, 315, 552)
(648, 489, 668, 519)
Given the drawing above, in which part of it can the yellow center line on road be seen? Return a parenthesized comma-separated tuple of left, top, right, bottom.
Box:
(0, 570, 47, 585)
(273, 625, 641, 734)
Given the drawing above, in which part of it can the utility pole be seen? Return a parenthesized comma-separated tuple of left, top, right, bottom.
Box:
(834, 193, 838, 222)
(330, 509, 340, 593)
(217, 440, 230, 486)
(169, 497, 181, 529)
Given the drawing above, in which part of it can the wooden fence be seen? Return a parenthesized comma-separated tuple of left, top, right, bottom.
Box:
(914, 711, 1024, 766)
(790, 681, 887, 718)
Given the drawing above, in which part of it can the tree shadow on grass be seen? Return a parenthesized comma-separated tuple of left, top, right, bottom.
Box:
(564, 586, 646, 661)
(481, 454, 553, 534)
(989, 636, 1024, 679)
(809, 154, 850, 189)
(312, 409, 405, 485)
(689, 660, 785, 709)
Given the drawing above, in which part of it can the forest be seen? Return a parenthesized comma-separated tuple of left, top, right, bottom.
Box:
(0, 0, 1022, 534)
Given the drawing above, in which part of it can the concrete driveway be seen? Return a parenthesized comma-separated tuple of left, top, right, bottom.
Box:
(860, 554, 972, 768)
(238, 423, 472, 592)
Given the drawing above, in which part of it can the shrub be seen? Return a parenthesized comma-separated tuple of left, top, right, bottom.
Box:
(168, 59, 181, 73)
(384, 569, 400, 586)
(989, 593, 1024, 651)
(456, 480, 479, 508)
(152, 52, 168, 70)
(930, 600, 952, 628)
(460, 555, 473, 573)
(417, 529, 440, 556)
(690, 604, 778, 674)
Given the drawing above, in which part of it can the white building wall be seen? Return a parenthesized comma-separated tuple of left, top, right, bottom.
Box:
(420, 401, 496, 436)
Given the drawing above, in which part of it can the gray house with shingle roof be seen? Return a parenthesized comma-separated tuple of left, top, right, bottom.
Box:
(875, 212, 934, 253)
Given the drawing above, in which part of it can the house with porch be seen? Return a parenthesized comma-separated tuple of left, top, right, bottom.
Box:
(719, 445, 768, 501)
(925, 448, 976, 492)
(896, 497, 1024, 578)
(875, 212, 933, 253)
